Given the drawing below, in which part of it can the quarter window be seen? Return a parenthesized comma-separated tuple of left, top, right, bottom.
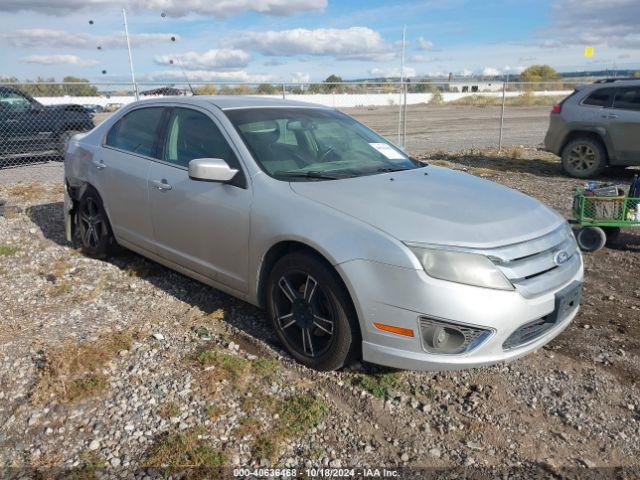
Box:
(163, 108, 239, 169)
(613, 87, 640, 112)
(582, 88, 615, 107)
(105, 107, 164, 158)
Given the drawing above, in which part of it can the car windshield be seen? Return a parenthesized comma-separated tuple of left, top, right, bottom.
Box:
(225, 107, 422, 180)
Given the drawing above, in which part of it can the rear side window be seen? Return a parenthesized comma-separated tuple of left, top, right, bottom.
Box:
(105, 107, 164, 158)
(582, 88, 615, 107)
(163, 108, 239, 169)
(613, 87, 640, 112)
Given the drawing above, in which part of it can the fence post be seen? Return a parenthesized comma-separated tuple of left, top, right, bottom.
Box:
(498, 80, 506, 152)
(282, 83, 286, 100)
(402, 81, 408, 149)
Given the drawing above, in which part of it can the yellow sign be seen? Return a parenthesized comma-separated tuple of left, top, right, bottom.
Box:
(585, 46, 594, 58)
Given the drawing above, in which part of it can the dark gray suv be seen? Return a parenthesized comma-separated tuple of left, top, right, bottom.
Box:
(544, 79, 640, 178)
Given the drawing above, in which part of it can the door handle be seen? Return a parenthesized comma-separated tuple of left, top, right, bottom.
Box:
(152, 179, 172, 191)
(92, 159, 106, 170)
(608, 114, 618, 119)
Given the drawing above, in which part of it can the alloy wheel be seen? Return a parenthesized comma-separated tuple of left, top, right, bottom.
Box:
(273, 271, 336, 358)
(79, 197, 105, 248)
(567, 144, 597, 172)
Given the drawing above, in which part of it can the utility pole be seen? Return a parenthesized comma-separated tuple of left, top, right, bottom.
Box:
(122, 8, 139, 101)
(397, 25, 406, 147)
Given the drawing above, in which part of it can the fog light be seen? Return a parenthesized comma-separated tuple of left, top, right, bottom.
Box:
(420, 317, 492, 355)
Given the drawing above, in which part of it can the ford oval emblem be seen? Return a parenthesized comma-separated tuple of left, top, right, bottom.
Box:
(554, 250, 570, 265)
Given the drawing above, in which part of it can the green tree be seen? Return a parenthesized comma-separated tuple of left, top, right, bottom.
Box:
(62, 76, 98, 96)
(634, 71, 640, 78)
(256, 83, 277, 94)
(519, 65, 560, 83)
(322, 74, 343, 93)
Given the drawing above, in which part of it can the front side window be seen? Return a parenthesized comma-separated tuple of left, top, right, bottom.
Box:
(105, 107, 164, 158)
(163, 108, 239, 169)
(0, 89, 32, 113)
(613, 87, 640, 112)
(225, 108, 421, 180)
(582, 88, 615, 107)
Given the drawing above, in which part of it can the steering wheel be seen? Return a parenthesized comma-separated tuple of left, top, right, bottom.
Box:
(318, 146, 336, 163)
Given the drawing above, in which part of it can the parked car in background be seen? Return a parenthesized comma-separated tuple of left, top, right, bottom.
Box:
(65, 96, 583, 371)
(0, 86, 94, 161)
(545, 78, 640, 178)
(83, 104, 104, 114)
(103, 103, 124, 113)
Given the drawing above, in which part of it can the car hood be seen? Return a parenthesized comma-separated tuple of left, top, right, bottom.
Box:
(290, 165, 564, 248)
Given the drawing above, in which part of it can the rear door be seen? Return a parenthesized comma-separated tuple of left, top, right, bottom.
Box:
(609, 86, 640, 164)
(148, 106, 251, 292)
(98, 106, 166, 251)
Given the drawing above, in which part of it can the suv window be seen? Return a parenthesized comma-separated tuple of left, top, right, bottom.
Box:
(163, 108, 239, 169)
(105, 107, 164, 158)
(582, 88, 615, 107)
(613, 87, 640, 112)
(0, 89, 32, 113)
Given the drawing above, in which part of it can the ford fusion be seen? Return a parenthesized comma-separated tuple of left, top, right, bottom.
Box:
(64, 97, 583, 371)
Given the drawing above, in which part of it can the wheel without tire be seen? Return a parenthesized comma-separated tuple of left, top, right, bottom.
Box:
(561, 137, 606, 178)
(576, 226, 607, 252)
(57, 130, 80, 157)
(77, 187, 114, 258)
(266, 252, 359, 371)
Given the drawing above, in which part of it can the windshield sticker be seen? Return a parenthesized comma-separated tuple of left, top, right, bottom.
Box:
(369, 143, 405, 160)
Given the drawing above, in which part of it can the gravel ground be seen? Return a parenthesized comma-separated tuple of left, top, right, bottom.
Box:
(0, 149, 639, 477)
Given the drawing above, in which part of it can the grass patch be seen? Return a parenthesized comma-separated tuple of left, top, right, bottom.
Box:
(52, 283, 72, 296)
(450, 92, 566, 107)
(195, 349, 281, 389)
(426, 149, 562, 176)
(34, 329, 135, 403)
(8, 183, 44, 202)
(159, 401, 181, 419)
(350, 372, 405, 399)
(251, 394, 328, 460)
(145, 430, 226, 470)
(0, 245, 19, 256)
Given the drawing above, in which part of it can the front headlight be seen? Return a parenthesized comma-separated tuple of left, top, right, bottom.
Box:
(408, 246, 514, 291)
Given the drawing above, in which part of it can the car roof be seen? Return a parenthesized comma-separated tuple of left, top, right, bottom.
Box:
(585, 79, 640, 89)
(131, 95, 330, 110)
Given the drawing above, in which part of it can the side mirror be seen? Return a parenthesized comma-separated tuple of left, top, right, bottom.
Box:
(188, 158, 238, 183)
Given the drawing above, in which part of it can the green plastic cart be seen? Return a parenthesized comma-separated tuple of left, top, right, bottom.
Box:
(572, 186, 640, 252)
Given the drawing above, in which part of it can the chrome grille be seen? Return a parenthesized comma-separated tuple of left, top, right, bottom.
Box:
(488, 224, 581, 298)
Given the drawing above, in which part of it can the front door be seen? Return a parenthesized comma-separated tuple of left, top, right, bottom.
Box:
(148, 106, 251, 293)
(98, 106, 166, 251)
(609, 86, 640, 164)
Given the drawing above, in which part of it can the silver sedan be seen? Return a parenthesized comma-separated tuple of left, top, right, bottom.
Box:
(64, 96, 583, 371)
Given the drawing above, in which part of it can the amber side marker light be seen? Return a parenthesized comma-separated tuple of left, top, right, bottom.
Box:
(373, 322, 414, 337)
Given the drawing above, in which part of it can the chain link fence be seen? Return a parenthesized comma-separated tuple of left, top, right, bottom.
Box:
(0, 80, 584, 170)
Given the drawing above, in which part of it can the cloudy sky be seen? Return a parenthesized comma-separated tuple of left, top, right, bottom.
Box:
(0, 0, 638, 83)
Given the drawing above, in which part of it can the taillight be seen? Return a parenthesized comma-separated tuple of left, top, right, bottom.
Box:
(551, 104, 561, 114)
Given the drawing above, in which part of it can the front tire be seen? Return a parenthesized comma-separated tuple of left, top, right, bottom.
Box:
(561, 137, 606, 178)
(266, 252, 359, 371)
(77, 187, 114, 258)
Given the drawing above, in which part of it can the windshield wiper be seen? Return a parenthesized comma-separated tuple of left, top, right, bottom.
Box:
(274, 170, 342, 180)
(375, 167, 412, 173)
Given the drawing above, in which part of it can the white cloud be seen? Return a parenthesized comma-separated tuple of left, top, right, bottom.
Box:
(154, 49, 249, 70)
(2, 29, 178, 49)
(20, 54, 99, 67)
(481, 67, 501, 76)
(0, 0, 327, 17)
(458, 69, 473, 76)
(145, 69, 276, 82)
(369, 67, 416, 78)
(546, 0, 640, 49)
(291, 72, 310, 83)
(417, 37, 435, 50)
(229, 27, 394, 61)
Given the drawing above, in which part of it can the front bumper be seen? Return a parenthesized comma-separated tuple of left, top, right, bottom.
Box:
(337, 256, 583, 371)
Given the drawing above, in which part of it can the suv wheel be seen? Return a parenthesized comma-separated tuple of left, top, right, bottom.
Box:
(561, 137, 606, 178)
(57, 130, 80, 157)
(77, 187, 114, 258)
(266, 252, 359, 371)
